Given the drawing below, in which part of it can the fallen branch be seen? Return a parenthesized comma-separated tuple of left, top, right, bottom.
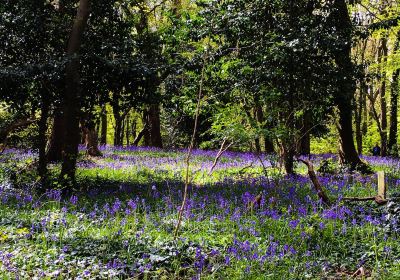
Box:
(132, 124, 148, 146)
(342, 195, 387, 205)
(0, 118, 36, 152)
(297, 157, 331, 206)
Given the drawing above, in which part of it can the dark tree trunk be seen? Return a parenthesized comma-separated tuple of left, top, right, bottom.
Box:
(111, 100, 124, 146)
(389, 69, 399, 156)
(126, 114, 130, 146)
(143, 110, 150, 146)
(388, 34, 400, 156)
(282, 142, 295, 175)
(355, 83, 367, 155)
(148, 104, 163, 148)
(114, 115, 123, 146)
(60, 0, 91, 183)
(131, 119, 137, 140)
(380, 37, 388, 156)
(83, 122, 102, 156)
(133, 124, 147, 146)
(255, 105, 274, 153)
(38, 90, 50, 180)
(356, 40, 368, 155)
(100, 105, 107, 145)
(254, 107, 261, 153)
(298, 111, 311, 155)
(47, 111, 65, 162)
(332, 0, 364, 169)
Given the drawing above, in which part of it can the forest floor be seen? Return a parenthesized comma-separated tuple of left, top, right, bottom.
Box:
(1, 146, 400, 279)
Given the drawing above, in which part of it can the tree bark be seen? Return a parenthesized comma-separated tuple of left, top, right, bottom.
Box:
(100, 105, 107, 145)
(46, 111, 65, 162)
(298, 111, 311, 155)
(356, 82, 367, 155)
(332, 0, 365, 169)
(60, 0, 91, 183)
(83, 122, 102, 156)
(126, 114, 130, 146)
(380, 37, 388, 156)
(114, 115, 123, 146)
(143, 109, 150, 146)
(38, 90, 50, 180)
(389, 34, 400, 156)
(111, 99, 124, 146)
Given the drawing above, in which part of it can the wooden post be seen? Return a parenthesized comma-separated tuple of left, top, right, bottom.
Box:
(377, 171, 386, 199)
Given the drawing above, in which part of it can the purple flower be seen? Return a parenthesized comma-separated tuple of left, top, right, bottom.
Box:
(289, 219, 300, 229)
(69, 195, 78, 205)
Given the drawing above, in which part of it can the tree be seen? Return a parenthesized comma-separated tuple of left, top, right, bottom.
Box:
(60, 0, 91, 183)
(330, 0, 366, 169)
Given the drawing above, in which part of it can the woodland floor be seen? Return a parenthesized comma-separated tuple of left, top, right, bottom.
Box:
(1, 147, 400, 279)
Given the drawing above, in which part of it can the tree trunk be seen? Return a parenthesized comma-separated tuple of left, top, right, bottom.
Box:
(298, 111, 311, 155)
(47, 111, 65, 162)
(380, 37, 388, 156)
(332, 0, 364, 169)
(126, 114, 130, 146)
(388, 33, 400, 156)
(114, 115, 123, 146)
(389, 69, 399, 156)
(83, 122, 102, 156)
(282, 142, 295, 175)
(111, 100, 123, 146)
(38, 90, 50, 180)
(143, 109, 150, 146)
(148, 104, 163, 148)
(131, 119, 137, 140)
(355, 83, 367, 155)
(60, 0, 91, 183)
(100, 105, 107, 145)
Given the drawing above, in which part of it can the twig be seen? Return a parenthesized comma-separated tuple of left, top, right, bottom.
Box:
(208, 138, 233, 175)
(174, 50, 208, 239)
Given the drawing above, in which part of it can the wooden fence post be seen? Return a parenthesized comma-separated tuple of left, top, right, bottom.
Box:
(377, 171, 386, 199)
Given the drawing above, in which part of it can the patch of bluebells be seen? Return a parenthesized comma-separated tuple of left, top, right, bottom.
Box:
(1, 148, 400, 278)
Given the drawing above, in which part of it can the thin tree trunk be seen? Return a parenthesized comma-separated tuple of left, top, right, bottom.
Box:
(380, 37, 388, 156)
(254, 107, 261, 153)
(389, 34, 400, 156)
(298, 111, 311, 155)
(38, 90, 50, 180)
(131, 119, 137, 140)
(60, 0, 91, 183)
(112, 101, 123, 146)
(100, 105, 107, 145)
(114, 116, 123, 146)
(47, 111, 64, 162)
(126, 114, 130, 146)
(355, 85, 365, 155)
(389, 69, 399, 156)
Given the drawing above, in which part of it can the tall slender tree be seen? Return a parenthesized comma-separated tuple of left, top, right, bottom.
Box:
(331, 0, 366, 169)
(60, 0, 91, 183)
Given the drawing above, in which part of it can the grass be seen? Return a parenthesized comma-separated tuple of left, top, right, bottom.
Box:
(1, 146, 400, 279)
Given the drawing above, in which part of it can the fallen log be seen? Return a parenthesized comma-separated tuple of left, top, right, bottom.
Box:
(0, 118, 36, 153)
(342, 195, 387, 205)
(297, 158, 331, 206)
